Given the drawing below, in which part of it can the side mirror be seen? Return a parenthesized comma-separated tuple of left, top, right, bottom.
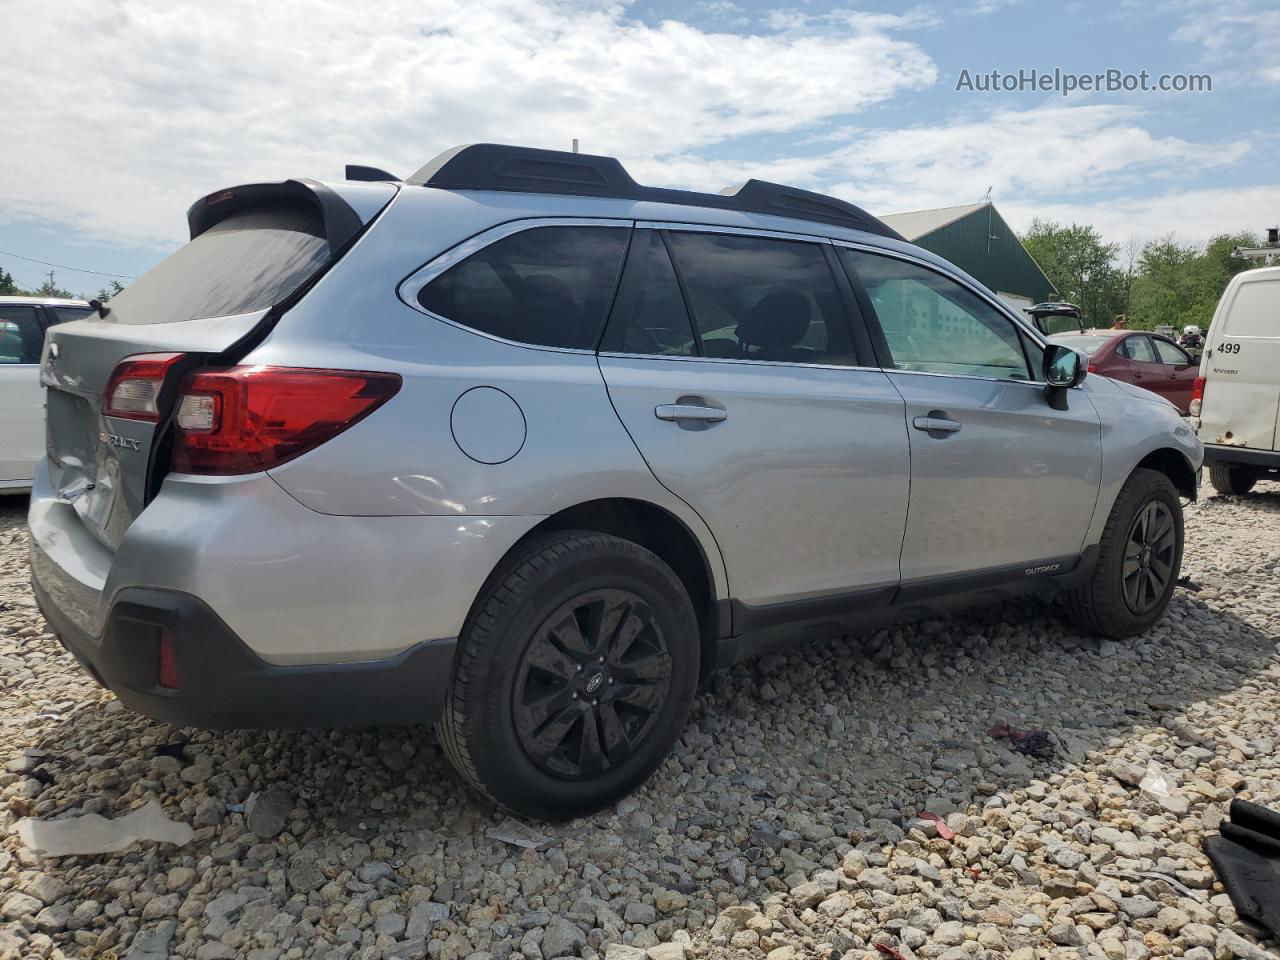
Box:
(1043, 344, 1085, 409)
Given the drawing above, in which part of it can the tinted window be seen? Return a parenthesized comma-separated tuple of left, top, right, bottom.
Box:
(1121, 335, 1158, 363)
(663, 232, 854, 364)
(52, 306, 94, 324)
(840, 249, 1031, 380)
(0, 306, 41, 364)
(600, 231, 697, 357)
(1152, 338, 1191, 365)
(419, 226, 629, 350)
(103, 203, 330, 324)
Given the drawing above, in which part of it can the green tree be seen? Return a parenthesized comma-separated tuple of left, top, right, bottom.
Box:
(96, 280, 126, 302)
(1020, 220, 1124, 327)
(0, 267, 25, 295)
(35, 274, 75, 298)
(1128, 232, 1258, 331)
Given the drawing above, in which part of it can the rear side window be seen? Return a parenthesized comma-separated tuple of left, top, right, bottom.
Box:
(839, 249, 1031, 380)
(51, 306, 94, 324)
(419, 226, 629, 350)
(0, 306, 42, 364)
(1224, 280, 1280, 338)
(105, 204, 330, 324)
(600, 231, 698, 357)
(662, 232, 855, 365)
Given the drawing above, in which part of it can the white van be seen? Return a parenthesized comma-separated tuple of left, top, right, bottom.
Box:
(1192, 266, 1280, 494)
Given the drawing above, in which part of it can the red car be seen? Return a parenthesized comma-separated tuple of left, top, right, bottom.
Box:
(1050, 330, 1198, 414)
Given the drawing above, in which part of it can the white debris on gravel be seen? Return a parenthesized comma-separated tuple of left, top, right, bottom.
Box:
(0, 483, 1278, 960)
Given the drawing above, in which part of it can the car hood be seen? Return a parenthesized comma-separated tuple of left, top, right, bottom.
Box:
(1101, 374, 1179, 411)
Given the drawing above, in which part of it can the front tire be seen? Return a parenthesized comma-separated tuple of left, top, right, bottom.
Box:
(1062, 468, 1183, 639)
(437, 530, 699, 819)
(1208, 463, 1257, 496)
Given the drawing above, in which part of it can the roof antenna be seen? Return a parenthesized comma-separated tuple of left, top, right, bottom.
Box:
(571, 139, 579, 154)
(981, 186, 992, 203)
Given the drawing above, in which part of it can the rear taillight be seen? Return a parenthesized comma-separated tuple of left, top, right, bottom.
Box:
(103, 353, 185, 422)
(1189, 376, 1205, 417)
(170, 366, 401, 475)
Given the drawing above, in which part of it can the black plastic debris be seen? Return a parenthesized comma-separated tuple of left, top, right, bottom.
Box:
(988, 723, 1055, 760)
(1203, 798, 1280, 938)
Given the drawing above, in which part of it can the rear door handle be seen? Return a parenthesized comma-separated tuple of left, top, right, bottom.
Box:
(912, 415, 961, 434)
(655, 403, 727, 423)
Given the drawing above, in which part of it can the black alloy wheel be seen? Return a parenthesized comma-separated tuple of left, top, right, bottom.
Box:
(512, 588, 672, 780)
(1122, 500, 1177, 614)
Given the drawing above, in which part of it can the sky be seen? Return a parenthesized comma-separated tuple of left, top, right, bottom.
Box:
(1, 0, 1277, 294)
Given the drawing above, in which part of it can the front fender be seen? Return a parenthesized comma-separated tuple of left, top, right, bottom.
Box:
(1083, 375, 1203, 547)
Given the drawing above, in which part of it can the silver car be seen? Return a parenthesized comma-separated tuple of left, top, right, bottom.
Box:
(29, 145, 1202, 817)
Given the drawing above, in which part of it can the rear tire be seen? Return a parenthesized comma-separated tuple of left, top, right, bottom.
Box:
(1062, 468, 1183, 639)
(437, 530, 699, 819)
(1208, 463, 1257, 496)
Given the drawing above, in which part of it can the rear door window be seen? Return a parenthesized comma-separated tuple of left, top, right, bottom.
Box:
(662, 232, 855, 365)
(103, 203, 331, 324)
(418, 225, 630, 350)
(838, 249, 1031, 380)
(600, 231, 698, 357)
(0, 306, 42, 364)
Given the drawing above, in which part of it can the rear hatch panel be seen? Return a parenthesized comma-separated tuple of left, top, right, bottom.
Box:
(41, 179, 395, 550)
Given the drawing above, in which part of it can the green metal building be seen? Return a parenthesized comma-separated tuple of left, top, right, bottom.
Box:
(880, 202, 1056, 317)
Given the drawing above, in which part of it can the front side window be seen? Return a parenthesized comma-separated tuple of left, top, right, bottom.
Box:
(662, 232, 854, 365)
(0, 306, 41, 364)
(839, 249, 1031, 380)
(418, 226, 629, 350)
(1120, 335, 1158, 364)
(1152, 338, 1191, 365)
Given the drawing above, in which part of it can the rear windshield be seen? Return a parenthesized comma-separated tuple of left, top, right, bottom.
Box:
(104, 203, 329, 324)
(1038, 315, 1083, 336)
(1050, 334, 1110, 355)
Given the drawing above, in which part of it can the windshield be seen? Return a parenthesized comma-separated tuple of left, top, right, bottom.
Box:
(102, 203, 330, 324)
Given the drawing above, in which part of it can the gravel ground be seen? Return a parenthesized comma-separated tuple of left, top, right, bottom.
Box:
(0, 483, 1278, 960)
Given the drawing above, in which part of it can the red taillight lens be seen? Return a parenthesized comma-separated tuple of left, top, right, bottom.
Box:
(1189, 376, 1205, 417)
(157, 631, 181, 689)
(170, 366, 402, 475)
(103, 353, 185, 422)
(1087, 363, 1098, 373)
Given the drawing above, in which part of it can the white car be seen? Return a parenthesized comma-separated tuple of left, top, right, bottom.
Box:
(1, 296, 94, 493)
(1193, 266, 1280, 494)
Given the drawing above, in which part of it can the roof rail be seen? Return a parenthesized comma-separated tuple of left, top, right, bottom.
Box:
(405, 144, 903, 241)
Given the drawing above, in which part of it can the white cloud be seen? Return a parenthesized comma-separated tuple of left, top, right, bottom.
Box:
(0, 0, 936, 249)
(1171, 0, 1280, 86)
(632, 105, 1250, 233)
(997, 186, 1280, 248)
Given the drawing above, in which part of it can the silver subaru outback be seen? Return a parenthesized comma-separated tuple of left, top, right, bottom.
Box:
(30, 145, 1202, 818)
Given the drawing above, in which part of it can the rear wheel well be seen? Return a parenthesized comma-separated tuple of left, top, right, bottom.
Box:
(518, 499, 720, 682)
(1135, 448, 1198, 500)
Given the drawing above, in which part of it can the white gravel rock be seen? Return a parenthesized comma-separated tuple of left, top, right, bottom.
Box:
(0, 485, 1278, 959)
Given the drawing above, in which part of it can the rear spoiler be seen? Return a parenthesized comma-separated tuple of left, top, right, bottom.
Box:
(186, 179, 364, 250)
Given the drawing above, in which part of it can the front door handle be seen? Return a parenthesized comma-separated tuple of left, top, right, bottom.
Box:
(655, 403, 727, 423)
(912, 415, 961, 434)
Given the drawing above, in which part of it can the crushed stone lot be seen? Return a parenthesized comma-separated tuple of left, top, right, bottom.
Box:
(0, 484, 1278, 960)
